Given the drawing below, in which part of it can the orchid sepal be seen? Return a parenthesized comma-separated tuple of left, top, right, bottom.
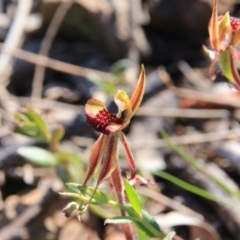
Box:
(130, 65, 146, 116)
(208, 0, 220, 51)
(83, 133, 108, 185)
(118, 131, 136, 180)
(96, 133, 119, 185)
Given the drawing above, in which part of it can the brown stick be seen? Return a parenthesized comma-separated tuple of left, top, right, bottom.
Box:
(0, 43, 113, 80)
(31, 0, 75, 98)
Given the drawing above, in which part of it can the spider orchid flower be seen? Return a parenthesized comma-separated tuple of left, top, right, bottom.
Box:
(83, 65, 146, 188)
(205, 0, 240, 88)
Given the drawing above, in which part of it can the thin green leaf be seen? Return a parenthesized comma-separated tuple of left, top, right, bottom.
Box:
(59, 192, 90, 203)
(141, 210, 162, 236)
(65, 184, 109, 205)
(26, 106, 51, 141)
(18, 146, 58, 167)
(131, 210, 163, 238)
(105, 216, 135, 225)
(163, 232, 176, 240)
(15, 112, 31, 123)
(155, 171, 235, 205)
(155, 171, 218, 202)
(51, 125, 65, 147)
(124, 179, 142, 214)
(124, 205, 163, 238)
(15, 124, 40, 138)
(65, 183, 81, 194)
(160, 129, 240, 199)
(220, 50, 235, 84)
(113, 203, 164, 238)
(110, 59, 130, 76)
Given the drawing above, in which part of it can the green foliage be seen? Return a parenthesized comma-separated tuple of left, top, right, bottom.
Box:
(14, 106, 170, 240)
(163, 232, 176, 240)
(51, 125, 65, 148)
(15, 107, 50, 142)
(124, 179, 143, 215)
(17, 146, 58, 167)
(155, 171, 234, 205)
(110, 59, 130, 77)
(65, 183, 109, 205)
(160, 129, 240, 199)
(105, 216, 135, 225)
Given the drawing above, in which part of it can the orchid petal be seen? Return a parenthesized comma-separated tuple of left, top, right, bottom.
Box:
(209, 0, 220, 51)
(129, 65, 146, 117)
(118, 131, 136, 180)
(83, 133, 108, 185)
(218, 12, 232, 50)
(85, 99, 123, 134)
(114, 90, 132, 122)
(97, 133, 119, 185)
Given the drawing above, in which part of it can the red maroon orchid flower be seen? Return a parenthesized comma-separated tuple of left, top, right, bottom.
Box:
(84, 65, 146, 188)
(205, 0, 240, 88)
(83, 66, 146, 240)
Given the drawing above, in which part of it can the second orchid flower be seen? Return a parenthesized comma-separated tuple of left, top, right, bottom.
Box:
(206, 0, 240, 88)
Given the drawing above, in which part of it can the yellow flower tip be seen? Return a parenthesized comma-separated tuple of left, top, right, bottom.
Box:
(114, 90, 132, 122)
(85, 99, 107, 116)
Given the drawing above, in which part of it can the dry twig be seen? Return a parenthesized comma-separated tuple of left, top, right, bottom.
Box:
(0, 43, 113, 80)
(32, 0, 75, 98)
(0, 0, 33, 85)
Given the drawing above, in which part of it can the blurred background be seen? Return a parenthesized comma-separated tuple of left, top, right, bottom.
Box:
(1, 0, 240, 239)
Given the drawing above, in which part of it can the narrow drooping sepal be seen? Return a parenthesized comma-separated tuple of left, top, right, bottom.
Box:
(109, 166, 137, 240)
(83, 133, 108, 185)
(130, 65, 146, 117)
(118, 131, 136, 180)
(97, 133, 119, 185)
(85, 99, 123, 134)
(110, 166, 125, 204)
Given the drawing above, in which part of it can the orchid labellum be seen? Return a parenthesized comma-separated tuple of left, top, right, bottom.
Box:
(205, 0, 240, 88)
(84, 65, 146, 188)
